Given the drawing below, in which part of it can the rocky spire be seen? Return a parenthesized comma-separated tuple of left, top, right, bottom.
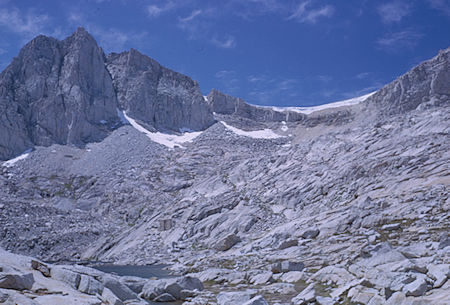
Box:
(0, 27, 120, 160)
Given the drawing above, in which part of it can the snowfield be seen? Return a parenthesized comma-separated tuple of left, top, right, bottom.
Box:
(2, 150, 31, 167)
(122, 111, 202, 148)
(221, 121, 283, 139)
(256, 92, 376, 115)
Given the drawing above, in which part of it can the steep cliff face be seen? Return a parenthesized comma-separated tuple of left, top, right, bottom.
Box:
(0, 28, 448, 161)
(0, 28, 216, 160)
(366, 47, 450, 115)
(106, 49, 214, 132)
(0, 27, 120, 160)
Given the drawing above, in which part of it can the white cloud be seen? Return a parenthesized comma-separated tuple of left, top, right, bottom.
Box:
(356, 72, 370, 79)
(377, 30, 423, 51)
(147, 1, 176, 18)
(277, 79, 298, 90)
(0, 47, 6, 55)
(179, 9, 202, 22)
(247, 74, 270, 83)
(317, 75, 332, 82)
(68, 11, 83, 23)
(91, 27, 147, 52)
(216, 70, 236, 79)
(0, 7, 50, 38)
(245, 0, 282, 11)
(427, 0, 450, 16)
(211, 35, 236, 49)
(229, 0, 285, 19)
(215, 70, 240, 92)
(378, 1, 411, 24)
(288, 1, 334, 24)
(68, 10, 147, 52)
(340, 84, 382, 99)
(247, 77, 300, 105)
(176, 8, 213, 40)
(175, 7, 237, 49)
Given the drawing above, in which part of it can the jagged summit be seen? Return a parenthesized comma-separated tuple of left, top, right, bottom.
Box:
(0, 28, 119, 160)
(0, 28, 449, 160)
(0, 30, 449, 305)
(0, 28, 213, 160)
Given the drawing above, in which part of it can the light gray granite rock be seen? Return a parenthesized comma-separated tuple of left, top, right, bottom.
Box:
(0, 27, 121, 160)
(107, 49, 214, 132)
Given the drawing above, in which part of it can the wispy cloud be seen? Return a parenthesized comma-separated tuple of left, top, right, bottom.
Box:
(288, 1, 334, 24)
(356, 72, 370, 79)
(247, 74, 270, 83)
(176, 8, 238, 49)
(0, 7, 51, 39)
(339, 84, 382, 99)
(215, 70, 240, 93)
(244, 0, 283, 12)
(68, 11, 147, 52)
(317, 75, 332, 82)
(147, 1, 176, 18)
(211, 35, 236, 49)
(377, 1, 412, 24)
(176, 9, 209, 40)
(229, 0, 285, 19)
(376, 30, 423, 51)
(427, 0, 450, 16)
(179, 9, 202, 22)
(247, 76, 300, 105)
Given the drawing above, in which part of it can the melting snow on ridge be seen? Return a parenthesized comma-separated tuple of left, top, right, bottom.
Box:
(221, 121, 283, 139)
(122, 111, 202, 148)
(258, 92, 376, 115)
(2, 149, 32, 167)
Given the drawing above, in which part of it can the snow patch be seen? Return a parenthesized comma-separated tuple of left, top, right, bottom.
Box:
(203, 95, 208, 102)
(117, 108, 129, 125)
(281, 121, 288, 131)
(2, 149, 32, 167)
(256, 92, 375, 115)
(221, 121, 283, 139)
(122, 111, 202, 148)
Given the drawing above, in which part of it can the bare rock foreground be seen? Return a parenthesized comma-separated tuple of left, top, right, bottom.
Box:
(0, 28, 449, 304)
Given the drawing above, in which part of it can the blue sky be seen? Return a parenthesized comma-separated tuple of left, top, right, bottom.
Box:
(0, 0, 449, 107)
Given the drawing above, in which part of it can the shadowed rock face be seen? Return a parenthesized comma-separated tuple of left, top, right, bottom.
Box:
(0, 27, 120, 160)
(106, 49, 215, 133)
